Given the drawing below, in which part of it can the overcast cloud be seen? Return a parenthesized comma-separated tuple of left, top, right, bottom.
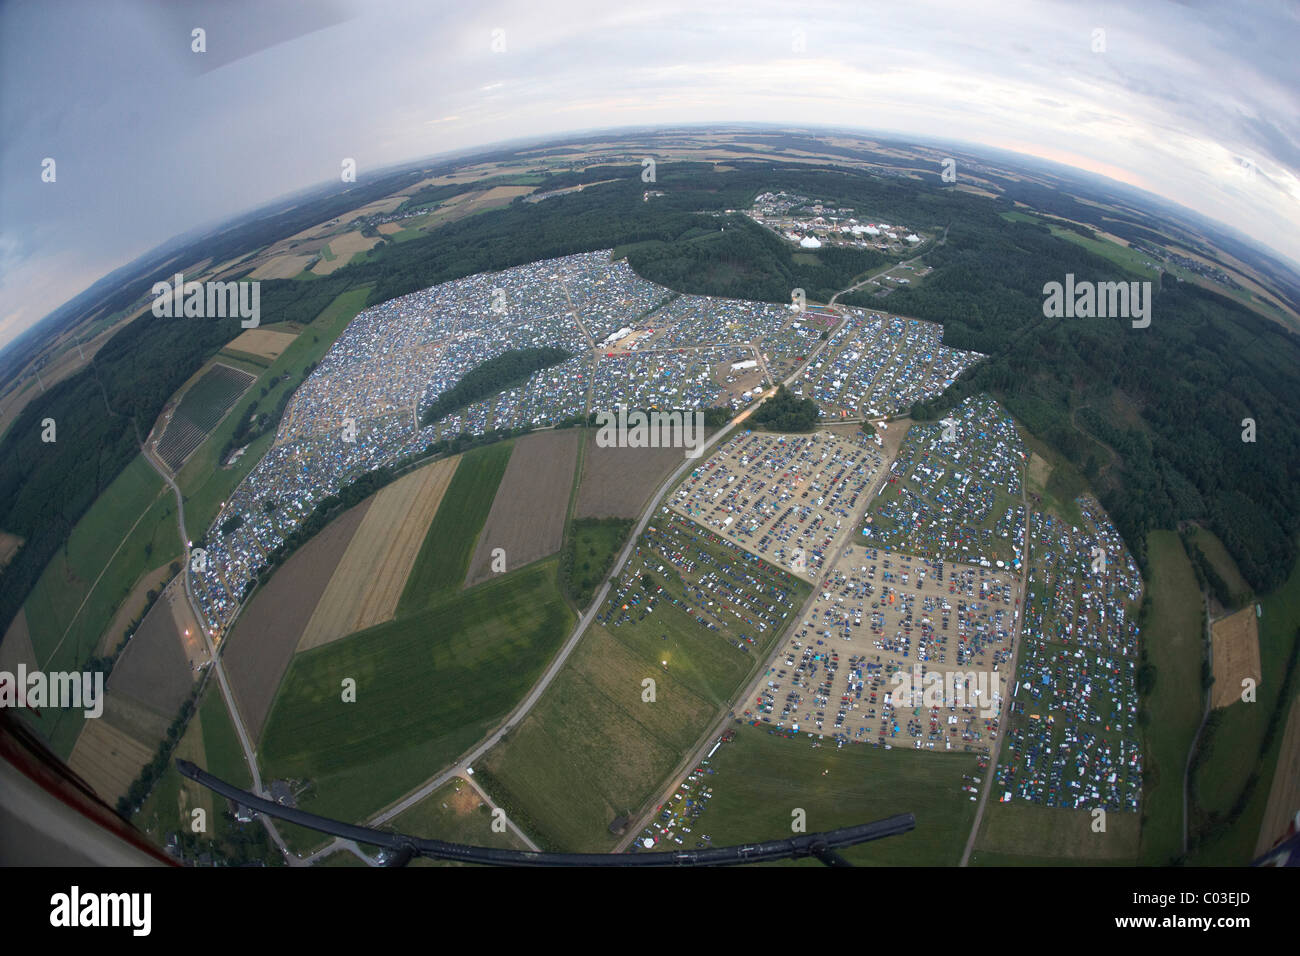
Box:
(1, 0, 1297, 350)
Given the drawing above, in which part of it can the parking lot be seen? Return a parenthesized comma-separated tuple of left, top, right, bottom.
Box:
(744, 543, 1022, 753)
(667, 429, 887, 581)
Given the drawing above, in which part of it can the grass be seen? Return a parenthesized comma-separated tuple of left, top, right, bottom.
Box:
(22, 456, 181, 756)
(386, 777, 529, 866)
(1137, 530, 1205, 865)
(178, 285, 373, 541)
(679, 724, 979, 866)
(258, 558, 574, 822)
(1187, 549, 1300, 864)
(198, 686, 251, 791)
(397, 440, 513, 613)
(478, 519, 809, 851)
(971, 800, 1140, 864)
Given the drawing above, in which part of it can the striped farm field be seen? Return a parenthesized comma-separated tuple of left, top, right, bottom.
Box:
(297, 456, 459, 652)
(397, 440, 513, 613)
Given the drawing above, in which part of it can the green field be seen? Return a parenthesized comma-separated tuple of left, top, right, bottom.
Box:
(1137, 530, 1205, 864)
(972, 800, 1140, 865)
(397, 440, 513, 613)
(20, 454, 182, 755)
(178, 285, 374, 541)
(386, 777, 530, 866)
(1188, 550, 1300, 864)
(199, 686, 251, 791)
(259, 558, 574, 822)
(676, 724, 979, 866)
(478, 519, 809, 851)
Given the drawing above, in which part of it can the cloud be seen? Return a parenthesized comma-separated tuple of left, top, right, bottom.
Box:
(1, 0, 1296, 350)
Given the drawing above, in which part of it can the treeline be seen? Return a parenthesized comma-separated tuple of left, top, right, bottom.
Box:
(1188, 627, 1300, 857)
(117, 682, 201, 818)
(750, 385, 821, 432)
(1180, 528, 1251, 610)
(421, 346, 570, 426)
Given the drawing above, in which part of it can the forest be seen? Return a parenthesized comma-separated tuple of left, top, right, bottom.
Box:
(420, 346, 570, 426)
(2, 157, 1297, 644)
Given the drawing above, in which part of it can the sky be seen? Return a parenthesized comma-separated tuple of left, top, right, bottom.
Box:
(2, 0, 1298, 352)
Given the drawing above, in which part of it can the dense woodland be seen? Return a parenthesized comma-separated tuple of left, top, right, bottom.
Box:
(2, 159, 1297, 641)
(750, 385, 821, 432)
(420, 346, 570, 426)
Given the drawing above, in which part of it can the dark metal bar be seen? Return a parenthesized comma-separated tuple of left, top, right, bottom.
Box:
(178, 759, 914, 867)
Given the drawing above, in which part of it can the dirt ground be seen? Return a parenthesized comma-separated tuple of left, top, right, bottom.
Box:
(1255, 692, 1300, 857)
(67, 717, 155, 805)
(106, 578, 199, 724)
(96, 564, 173, 656)
(1211, 606, 1262, 709)
(466, 430, 580, 587)
(297, 458, 457, 651)
(222, 501, 370, 741)
(222, 327, 299, 362)
(575, 435, 684, 519)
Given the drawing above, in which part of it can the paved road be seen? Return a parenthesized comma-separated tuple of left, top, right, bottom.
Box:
(368, 416, 739, 828)
(140, 436, 296, 863)
(959, 470, 1031, 866)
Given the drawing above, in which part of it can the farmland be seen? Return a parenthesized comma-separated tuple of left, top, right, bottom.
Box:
(575, 437, 684, 519)
(663, 723, 979, 865)
(259, 559, 574, 822)
(465, 429, 579, 587)
(155, 363, 256, 472)
(176, 285, 374, 542)
(222, 501, 370, 740)
(1137, 531, 1204, 865)
(219, 326, 300, 365)
(1210, 607, 1262, 710)
(297, 456, 457, 651)
(477, 516, 808, 851)
(397, 441, 512, 612)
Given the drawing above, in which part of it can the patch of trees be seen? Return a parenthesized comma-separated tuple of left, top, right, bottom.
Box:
(421, 347, 570, 427)
(1180, 529, 1251, 610)
(750, 385, 821, 432)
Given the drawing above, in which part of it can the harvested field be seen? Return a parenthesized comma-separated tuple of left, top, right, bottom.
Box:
(67, 718, 155, 805)
(221, 327, 299, 362)
(249, 253, 314, 280)
(377, 222, 402, 235)
(96, 563, 173, 656)
(311, 230, 381, 275)
(466, 430, 579, 587)
(297, 458, 458, 652)
(1211, 606, 1262, 709)
(0, 531, 21, 569)
(107, 578, 197, 722)
(225, 501, 370, 741)
(575, 435, 684, 519)
(1255, 693, 1300, 857)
